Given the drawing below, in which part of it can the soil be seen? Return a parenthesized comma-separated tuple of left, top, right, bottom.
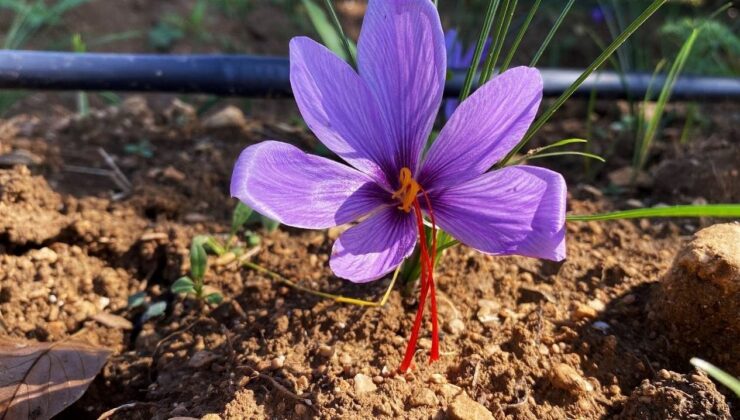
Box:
(0, 92, 737, 419)
(1, 1, 739, 419)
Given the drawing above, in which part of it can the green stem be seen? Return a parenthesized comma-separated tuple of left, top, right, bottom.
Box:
(322, 0, 356, 68)
(458, 0, 501, 102)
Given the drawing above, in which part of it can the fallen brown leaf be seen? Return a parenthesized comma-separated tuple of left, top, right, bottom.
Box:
(0, 337, 111, 420)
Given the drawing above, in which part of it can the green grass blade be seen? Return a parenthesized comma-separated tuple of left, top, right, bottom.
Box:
(529, 0, 574, 67)
(566, 204, 740, 222)
(522, 151, 605, 163)
(303, 0, 356, 65)
(500, 0, 541, 73)
(497, 0, 668, 168)
(458, 0, 501, 102)
(633, 58, 666, 167)
(691, 358, 740, 397)
(479, 0, 517, 83)
(321, 0, 356, 68)
(635, 28, 699, 172)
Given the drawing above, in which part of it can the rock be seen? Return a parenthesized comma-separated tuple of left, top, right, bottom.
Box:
(476, 299, 500, 324)
(318, 344, 334, 358)
(447, 393, 494, 420)
(408, 387, 438, 407)
(92, 312, 133, 330)
(429, 373, 446, 384)
(549, 363, 594, 395)
(202, 106, 246, 129)
(653, 223, 740, 375)
(616, 370, 731, 419)
(271, 355, 285, 369)
(572, 304, 598, 320)
(353, 373, 377, 395)
(188, 351, 219, 369)
(445, 318, 465, 335)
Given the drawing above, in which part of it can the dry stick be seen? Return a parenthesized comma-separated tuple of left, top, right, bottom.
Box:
(97, 147, 132, 193)
(242, 260, 399, 307)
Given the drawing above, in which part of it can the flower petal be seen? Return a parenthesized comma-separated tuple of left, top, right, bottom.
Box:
(330, 207, 417, 283)
(420, 67, 543, 190)
(230, 141, 387, 229)
(290, 37, 394, 186)
(358, 0, 446, 175)
(429, 165, 566, 261)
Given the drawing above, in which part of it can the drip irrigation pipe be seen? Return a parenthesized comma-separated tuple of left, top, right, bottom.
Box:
(0, 51, 739, 100)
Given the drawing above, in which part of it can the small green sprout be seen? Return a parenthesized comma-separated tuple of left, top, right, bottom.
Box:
(172, 236, 222, 305)
(127, 291, 168, 322)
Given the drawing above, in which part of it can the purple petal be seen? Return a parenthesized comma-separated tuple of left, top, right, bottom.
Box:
(420, 67, 543, 190)
(290, 37, 394, 187)
(330, 207, 417, 283)
(358, 0, 446, 175)
(230, 141, 387, 229)
(429, 166, 566, 261)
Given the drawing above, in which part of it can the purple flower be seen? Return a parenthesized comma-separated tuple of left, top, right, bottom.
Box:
(230, 0, 566, 370)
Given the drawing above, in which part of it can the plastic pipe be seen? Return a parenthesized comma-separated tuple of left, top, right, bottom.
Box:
(0, 51, 739, 100)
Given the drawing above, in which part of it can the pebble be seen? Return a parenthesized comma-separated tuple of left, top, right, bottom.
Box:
(476, 299, 501, 324)
(31, 247, 58, 263)
(372, 375, 384, 384)
(550, 363, 594, 395)
(445, 318, 466, 335)
(92, 312, 133, 330)
(572, 304, 598, 320)
(409, 387, 438, 407)
(429, 373, 446, 384)
(318, 344, 334, 358)
(353, 373, 377, 395)
(587, 299, 606, 312)
(339, 353, 352, 366)
(271, 355, 286, 369)
(294, 404, 307, 416)
(202, 105, 247, 129)
(447, 393, 494, 420)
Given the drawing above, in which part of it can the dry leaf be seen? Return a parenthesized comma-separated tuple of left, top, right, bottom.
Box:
(0, 337, 111, 420)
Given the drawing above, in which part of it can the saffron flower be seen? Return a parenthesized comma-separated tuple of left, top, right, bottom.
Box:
(231, 0, 566, 372)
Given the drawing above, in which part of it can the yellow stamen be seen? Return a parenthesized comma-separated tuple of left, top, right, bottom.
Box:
(391, 167, 421, 212)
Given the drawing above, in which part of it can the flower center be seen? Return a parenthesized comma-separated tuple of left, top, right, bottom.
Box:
(391, 167, 421, 212)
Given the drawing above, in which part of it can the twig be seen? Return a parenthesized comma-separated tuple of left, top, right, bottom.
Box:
(97, 147, 132, 192)
(97, 402, 156, 419)
(236, 365, 315, 410)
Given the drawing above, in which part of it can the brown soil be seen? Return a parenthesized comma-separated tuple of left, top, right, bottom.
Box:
(0, 94, 737, 419)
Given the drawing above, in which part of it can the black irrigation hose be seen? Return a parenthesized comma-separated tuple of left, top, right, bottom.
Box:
(0, 51, 739, 100)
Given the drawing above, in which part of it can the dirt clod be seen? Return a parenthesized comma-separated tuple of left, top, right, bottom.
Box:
(617, 370, 731, 419)
(653, 223, 740, 374)
(550, 363, 594, 395)
(353, 373, 377, 395)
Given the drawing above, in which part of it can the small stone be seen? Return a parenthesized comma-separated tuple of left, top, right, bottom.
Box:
(448, 393, 494, 420)
(587, 299, 606, 312)
(409, 387, 438, 407)
(188, 351, 219, 369)
(572, 304, 598, 320)
(476, 299, 501, 324)
(271, 355, 286, 369)
(92, 312, 133, 330)
(162, 165, 186, 182)
(550, 363, 594, 395)
(429, 373, 446, 384)
(339, 353, 352, 366)
(372, 375, 384, 384)
(31, 247, 58, 263)
(445, 318, 466, 335)
(353, 373, 377, 395)
(294, 404, 307, 416)
(202, 105, 247, 129)
(201, 414, 222, 420)
(318, 344, 334, 358)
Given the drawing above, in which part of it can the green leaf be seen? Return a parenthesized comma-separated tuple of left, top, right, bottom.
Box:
(500, 0, 541, 72)
(142, 301, 167, 322)
(691, 358, 740, 397)
(635, 28, 699, 172)
(261, 215, 280, 233)
(522, 151, 605, 163)
(529, 0, 575, 67)
(205, 292, 223, 305)
(247, 234, 261, 247)
(458, 0, 501, 102)
(127, 291, 146, 309)
(566, 204, 740, 222)
(171, 277, 196, 294)
(302, 0, 356, 65)
(498, 0, 668, 167)
(190, 237, 208, 280)
(231, 202, 253, 234)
